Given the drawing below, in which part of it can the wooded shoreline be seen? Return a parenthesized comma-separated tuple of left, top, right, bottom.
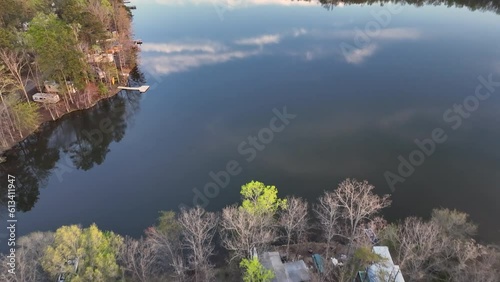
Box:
(1, 179, 499, 282)
(0, 83, 128, 159)
(0, 0, 138, 160)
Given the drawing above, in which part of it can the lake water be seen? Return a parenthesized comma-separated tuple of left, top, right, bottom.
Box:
(2, 0, 500, 243)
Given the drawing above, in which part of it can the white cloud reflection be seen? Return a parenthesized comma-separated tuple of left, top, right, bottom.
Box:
(142, 29, 310, 76)
(141, 41, 226, 54)
(335, 28, 422, 64)
(234, 34, 281, 46)
(141, 27, 422, 75)
(343, 44, 377, 64)
(142, 50, 259, 75)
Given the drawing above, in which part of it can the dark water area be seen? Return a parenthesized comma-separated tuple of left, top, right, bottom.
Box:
(1, 0, 500, 244)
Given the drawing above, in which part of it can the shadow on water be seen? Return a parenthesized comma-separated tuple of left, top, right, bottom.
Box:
(0, 66, 147, 216)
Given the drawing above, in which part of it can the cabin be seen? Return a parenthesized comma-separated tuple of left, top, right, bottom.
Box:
(33, 93, 60, 104)
(87, 53, 115, 63)
(44, 81, 77, 94)
(356, 246, 405, 282)
(261, 252, 311, 282)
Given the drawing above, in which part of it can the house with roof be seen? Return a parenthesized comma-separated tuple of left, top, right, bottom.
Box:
(356, 246, 405, 282)
(260, 252, 311, 282)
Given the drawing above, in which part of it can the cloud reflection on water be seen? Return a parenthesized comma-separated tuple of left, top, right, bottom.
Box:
(141, 27, 422, 75)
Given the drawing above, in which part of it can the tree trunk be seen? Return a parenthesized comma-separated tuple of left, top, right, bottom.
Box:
(0, 93, 16, 141)
(286, 234, 291, 257)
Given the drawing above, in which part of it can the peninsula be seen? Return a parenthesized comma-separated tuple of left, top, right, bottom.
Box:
(0, 0, 138, 158)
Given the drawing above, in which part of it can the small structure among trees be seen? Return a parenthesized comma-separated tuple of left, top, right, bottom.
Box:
(356, 246, 405, 282)
(260, 251, 310, 282)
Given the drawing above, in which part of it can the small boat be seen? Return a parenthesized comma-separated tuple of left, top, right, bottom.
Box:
(0, 156, 6, 164)
(33, 93, 61, 104)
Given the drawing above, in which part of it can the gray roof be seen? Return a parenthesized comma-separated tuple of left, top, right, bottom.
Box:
(285, 261, 311, 282)
(368, 246, 405, 282)
(260, 252, 311, 282)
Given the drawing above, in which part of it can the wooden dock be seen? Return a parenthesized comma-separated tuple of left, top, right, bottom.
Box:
(117, 85, 150, 93)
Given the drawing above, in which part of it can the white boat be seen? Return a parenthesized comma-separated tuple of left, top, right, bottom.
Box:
(33, 93, 61, 104)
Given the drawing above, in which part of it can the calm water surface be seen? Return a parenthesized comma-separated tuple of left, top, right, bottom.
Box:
(2, 0, 500, 243)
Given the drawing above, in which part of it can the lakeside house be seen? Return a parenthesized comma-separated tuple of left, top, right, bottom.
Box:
(87, 53, 115, 64)
(261, 252, 311, 282)
(356, 246, 405, 282)
(44, 81, 76, 95)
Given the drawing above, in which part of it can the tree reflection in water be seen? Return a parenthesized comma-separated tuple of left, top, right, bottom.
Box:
(298, 0, 500, 13)
(0, 66, 147, 214)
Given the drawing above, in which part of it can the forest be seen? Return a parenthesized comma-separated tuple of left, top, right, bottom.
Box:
(1, 179, 499, 282)
(0, 0, 136, 155)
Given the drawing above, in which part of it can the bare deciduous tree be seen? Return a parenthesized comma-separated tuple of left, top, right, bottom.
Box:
(220, 205, 277, 261)
(392, 217, 446, 281)
(279, 196, 309, 257)
(0, 49, 31, 104)
(178, 206, 218, 282)
(450, 245, 500, 282)
(334, 179, 391, 251)
(146, 226, 186, 281)
(119, 237, 159, 282)
(0, 231, 54, 282)
(0, 65, 18, 142)
(314, 191, 342, 258)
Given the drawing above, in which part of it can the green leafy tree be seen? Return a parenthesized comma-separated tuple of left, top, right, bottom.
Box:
(26, 13, 88, 110)
(0, 28, 16, 49)
(12, 95, 39, 135)
(220, 181, 286, 260)
(354, 246, 385, 267)
(42, 224, 123, 282)
(240, 257, 274, 282)
(0, 0, 24, 27)
(59, 0, 108, 45)
(431, 208, 477, 239)
(97, 81, 108, 96)
(156, 210, 182, 236)
(241, 181, 287, 215)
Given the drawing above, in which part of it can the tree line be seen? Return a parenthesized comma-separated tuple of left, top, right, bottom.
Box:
(300, 0, 500, 13)
(0, 0, 136, 153)
(1, 179, 499, 281)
